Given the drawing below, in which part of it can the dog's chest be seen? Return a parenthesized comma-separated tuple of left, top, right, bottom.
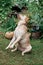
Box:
(14, 25, 27, 37)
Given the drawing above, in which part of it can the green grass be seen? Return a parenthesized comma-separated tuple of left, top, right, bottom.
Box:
(0, 34, 43, 65)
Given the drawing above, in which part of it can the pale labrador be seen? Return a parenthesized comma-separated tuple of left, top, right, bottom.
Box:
(6, 14, 32, 56)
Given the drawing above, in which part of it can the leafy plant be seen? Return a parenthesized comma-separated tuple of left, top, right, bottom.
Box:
(0, 0, 12, 23)
(27, 0, 43, 33)
(0, 0, 43, 35)
(1, 16, 17, 31)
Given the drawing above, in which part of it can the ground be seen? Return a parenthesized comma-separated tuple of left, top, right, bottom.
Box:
(0, 33, 43, 65)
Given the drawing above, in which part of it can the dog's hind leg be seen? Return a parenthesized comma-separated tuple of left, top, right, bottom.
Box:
(11, 43, 18, 52)
(11, 47, 17, 52)
(22, 45, 32, 56)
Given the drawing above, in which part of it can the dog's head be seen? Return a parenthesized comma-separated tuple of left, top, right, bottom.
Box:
(18, 14, 29, 21)
(18, 14, 29, 25)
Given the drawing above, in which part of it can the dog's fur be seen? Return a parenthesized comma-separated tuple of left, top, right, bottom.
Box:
(5, 14, 32, 56)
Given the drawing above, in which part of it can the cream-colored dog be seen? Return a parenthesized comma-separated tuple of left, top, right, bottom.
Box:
(5, 14, 32, 56)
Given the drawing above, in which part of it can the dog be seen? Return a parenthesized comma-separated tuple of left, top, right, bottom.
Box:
(5, 14, 32, 56)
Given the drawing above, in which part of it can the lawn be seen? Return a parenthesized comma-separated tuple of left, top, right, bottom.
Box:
(0, 33, 43, 65)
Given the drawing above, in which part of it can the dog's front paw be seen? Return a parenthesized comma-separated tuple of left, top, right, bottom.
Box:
(22, 52, 24, 56)
(9, 45, 13, 49)
(5, 46, 9, 50)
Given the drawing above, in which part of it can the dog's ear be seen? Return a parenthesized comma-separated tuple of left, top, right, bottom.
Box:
(28, 33, 31, 37)
(25, 17, 29, 22)
(17, 14, 23, 19)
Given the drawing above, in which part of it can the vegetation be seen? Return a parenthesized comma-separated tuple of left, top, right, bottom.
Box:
(0, 0, 43, 33)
